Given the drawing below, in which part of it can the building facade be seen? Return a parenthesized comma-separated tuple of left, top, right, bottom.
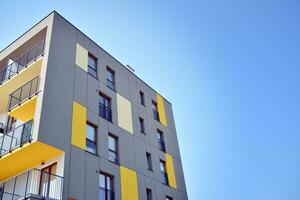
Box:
(0, 11, 188, 200)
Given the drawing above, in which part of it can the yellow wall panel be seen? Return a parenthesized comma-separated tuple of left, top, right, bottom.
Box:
(75, 43, 88, 71)
(165, 153, 177, 189)
(120, 166, 139, 200)
(71, 101, 86, 149)
(117, 93, 133, 134)
(156, 93, 168, 126)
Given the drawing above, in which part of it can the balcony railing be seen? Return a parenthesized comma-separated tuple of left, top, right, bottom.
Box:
(0, 168, 63, 200)
(99, 187, 114, 200)
(0, 40, 45, 85)
(0, 120, 33, 157)
(99, 103, 112, 122)
(8, 76, 39, 111)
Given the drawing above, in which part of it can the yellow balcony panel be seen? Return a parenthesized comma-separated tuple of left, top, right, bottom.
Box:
(0, 58, 42, 114)
(9, 96, 37, 121)
(0, 141, 63, 182)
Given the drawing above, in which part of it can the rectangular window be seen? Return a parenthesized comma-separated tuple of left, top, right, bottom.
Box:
(160, 160, 169, 185)
(139, 117, 145, 134)
(166, 196, 173, 200)
(140, 91, 145, 106)
(99, 93, 112, 122)
(88, 53, 97, 78)
(39, 163, 57, 197)
(146, 152, 153, 171)
(152, 101, 159, 121)
(99, 172, 114, 200)
(106, 67, 115, 91)
(146, 188, 153, 200)
(157, 129, 166, 152)
(86, 122, 97, 154)
(108, 134, 118, 163)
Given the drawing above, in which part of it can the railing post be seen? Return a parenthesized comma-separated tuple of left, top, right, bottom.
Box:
(0, 134, 4, 156)
(24, 170, 30, 198)
(29, 79, 33, 99)
(12, 176, 17, 200)
(19, 86, 23, 105)
(9, 129, 15, 152)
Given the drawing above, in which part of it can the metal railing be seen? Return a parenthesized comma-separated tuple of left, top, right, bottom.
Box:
(8, 76, 39, 111)
(99, 103, 112, 122)
(161, 171, 169, 185)
(99, 187, 114, 200)
(153, 109, 160, 121)
(0, 168, 63, 200)
(0, 120, 33, 157)
(0, 40, 45, 85)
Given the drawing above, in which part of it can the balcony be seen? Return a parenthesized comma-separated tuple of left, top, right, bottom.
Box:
(0, 120, 33, 157)
(8, 77, 39, 122)
(0, 41, 44, 85)
(0, 168, 63, 200)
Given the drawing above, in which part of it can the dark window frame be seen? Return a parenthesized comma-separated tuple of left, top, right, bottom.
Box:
(99, 172, 114, 200)
(146, 152, 153, 171)
(139, 91, 145, 106)
(106, 66, 116, 91)
(108, 133, 119, 164)
(160, 160, 169, 185)
(152, 100, 159, 121)
(88, 53, 98, 78)
(146, 188, 153, 200)
(157, 129, 166, 152)
(139, 117, 145, 134)
(86, 121, 98, 155)
(99, 92, 112, 122)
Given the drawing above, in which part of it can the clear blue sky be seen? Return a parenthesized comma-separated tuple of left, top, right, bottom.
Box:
(1, 1, 300, 199)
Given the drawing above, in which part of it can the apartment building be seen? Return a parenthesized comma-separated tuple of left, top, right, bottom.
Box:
(0, 11, 188, 200)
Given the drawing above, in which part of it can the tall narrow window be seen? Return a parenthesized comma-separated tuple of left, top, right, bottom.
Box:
(160, 160, 169, 185)
(99, 172, 114, 200)
(108, 134, 118, 163)
(39, 163, 57, 198)
(99, 93, 112, 122)
(146, 188, 153, 200)
(157, 129, 166, 152)
(166, 196, 173, 200)
(88, 53, 97, 78)
(106, 67, 115, 91)
(139, 91, 145, 106)
(152, 101, 159, 121)
(139, 117, 145, 134)
(86, 122, 97, 154)
(146, 152, 153, 171)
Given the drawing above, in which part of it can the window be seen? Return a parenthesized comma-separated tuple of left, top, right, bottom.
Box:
(139, 91, 145, 106)
(99, 172, 114, 200)
(99, 93, 112, 122)
(152, 101, 159, 121)
(157, 129, 166, 152)
(146, 188, 153, 200)
(86, 122, 97, 154)
(166, 196, 173, 200)
(160, 160, 169, 185)
(139, 117, 145, 134)
(146, 152, 153, 171)
(108, 134, 118, 163)
(39, 163, 57, 197)
(106, 67, 115, 91)
(88, 53, 97, 78)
